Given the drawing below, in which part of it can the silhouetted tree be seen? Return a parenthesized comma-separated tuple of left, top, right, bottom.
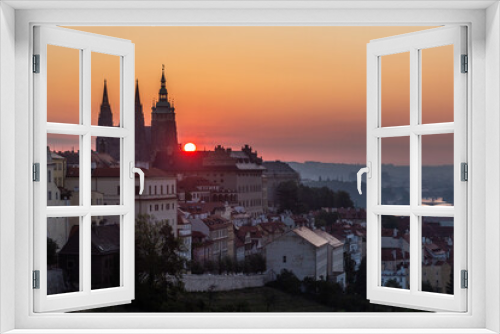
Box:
(351, 256, 367, 297)
(344, 252, 356, 286)
(276, 181, 300, 213)
(446, 267, 454, 295)
(276, 181, 355, 213)
(384, 279, 402, 289)
(422, 280, 435, 293)
(47, 237, 59, 267)
(134, 214, 186, 311)
(335, 190, 354, 208)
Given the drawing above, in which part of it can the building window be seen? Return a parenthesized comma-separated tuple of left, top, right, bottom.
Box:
(283, 256, 287, 263)
(47, 191, 52, 200)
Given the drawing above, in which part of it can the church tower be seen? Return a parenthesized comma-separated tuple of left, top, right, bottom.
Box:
(96, 80, 120, 161)
(134, 80, 149, 162)
(151, 65, 179, 159)
(98, 80, 113, 126)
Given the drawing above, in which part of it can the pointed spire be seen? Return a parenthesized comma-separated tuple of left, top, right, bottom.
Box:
(158, 64, 168, 102)
(161, 64, 166, 86)
(135, 79, 141, 105)
(102, 79, 109, 106)
(98, 79, 113, 127)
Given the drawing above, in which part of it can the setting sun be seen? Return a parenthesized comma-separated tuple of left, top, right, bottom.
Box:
(184, 142, 196, 152)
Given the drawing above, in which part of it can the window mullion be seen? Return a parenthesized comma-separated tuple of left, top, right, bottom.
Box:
(409, 47, 420, 293)
(81, 47, 92, 294)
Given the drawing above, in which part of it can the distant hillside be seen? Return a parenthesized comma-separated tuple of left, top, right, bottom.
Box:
(286, 161, 454, 207)
(286, 161, 365, 182)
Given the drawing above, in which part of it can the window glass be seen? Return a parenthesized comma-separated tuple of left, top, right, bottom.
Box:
(47, 45, 80, 124)
(421, 216, 454, 295)
(381, 137, 410, 205)
(421, 45, 454, 124)
(91, 52, 121, 126)
(91, 136, 121, 205)
(47, 217, 81, 295)
(381, 52, 410, 127)
(421, 134, 454, 206)
(91, 216, 121, 290)
(47, 134, 80, 206)
(381, 215, 410, 290)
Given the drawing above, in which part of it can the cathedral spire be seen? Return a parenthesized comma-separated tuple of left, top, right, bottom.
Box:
(102, 79, 109, 106)
(98, 79, 113, 127)
(135, 79, 141, 105)
(158, 64, 168, 102)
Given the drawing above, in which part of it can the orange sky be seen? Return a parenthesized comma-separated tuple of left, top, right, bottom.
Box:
(47, 26, 454, 164)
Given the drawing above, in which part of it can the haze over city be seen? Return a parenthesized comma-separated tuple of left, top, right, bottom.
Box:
(47, 26, 453, 165)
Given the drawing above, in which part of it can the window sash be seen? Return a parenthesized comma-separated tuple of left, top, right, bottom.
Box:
(33, 26, 136, 313)
(366, 26, 467, 312)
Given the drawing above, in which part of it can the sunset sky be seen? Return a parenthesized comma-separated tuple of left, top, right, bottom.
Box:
(47, 26, 454, 165)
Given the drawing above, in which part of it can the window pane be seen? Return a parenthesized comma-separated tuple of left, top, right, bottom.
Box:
(91, 136, 121, 205)
(381, 137, 410, 205)
(91, 216, 121, 290)
(421, 134, 454, 206)
(381, 52, 410, 127)
(381, 215, 410, 290)
(421, 45, 454, 124)
(47, 134, 80, 206)
(421, 216, 454, 294)
(47, 45, 80, 124)
(47, 217, 81, 295)
(91, 52, 121, 127)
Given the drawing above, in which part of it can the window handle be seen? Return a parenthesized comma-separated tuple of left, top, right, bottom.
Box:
(357, 162, 371, 195)
(130, 162, 144, 195)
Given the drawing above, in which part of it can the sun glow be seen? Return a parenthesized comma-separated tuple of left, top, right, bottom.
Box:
(184, 143, 197, 152)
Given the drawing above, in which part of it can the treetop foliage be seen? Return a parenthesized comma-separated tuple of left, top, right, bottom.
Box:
(276, 181, 354, 213)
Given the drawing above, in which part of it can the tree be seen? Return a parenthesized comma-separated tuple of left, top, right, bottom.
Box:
(264, 291, 277, 311)
(134, 214, 186, 311)
(351, 256, 367, 297)
(273, 269, 301, 294)
(384, 279, 402, 289)
(47, 237, 59, 267)
(315, 211, 339, 228)
(422, 280, 435, 293)
(207, 284, 218, 312)
(276, 181, 300, 213)
(335, 190, 354, 208)
(344, 252, 356, 286)
(446, 267, 454, 295)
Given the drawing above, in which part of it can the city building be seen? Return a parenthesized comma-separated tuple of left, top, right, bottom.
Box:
(262, 161, 300, 210)
(266, 226, 330, 281)
(134, 168, 177, 232)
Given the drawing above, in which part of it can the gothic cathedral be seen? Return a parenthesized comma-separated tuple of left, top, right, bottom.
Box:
(95, 66, 178, 164)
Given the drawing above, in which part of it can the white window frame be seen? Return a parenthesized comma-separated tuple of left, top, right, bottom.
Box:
(0, 1, 499, 333)
(366, 26, 467, 312)
(33, 26, 136, 313)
